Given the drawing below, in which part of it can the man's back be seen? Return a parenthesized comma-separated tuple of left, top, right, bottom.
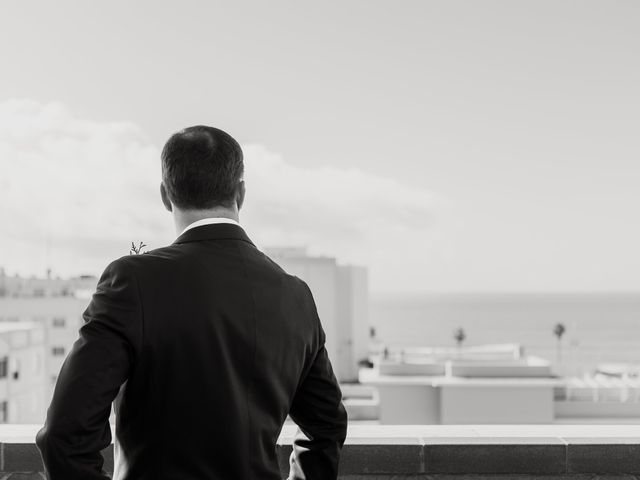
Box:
(37, 223, 348, 479)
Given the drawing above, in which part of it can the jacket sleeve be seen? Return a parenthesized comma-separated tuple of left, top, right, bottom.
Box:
(36, 258, 143, 480)
(287, 282, 348, 480)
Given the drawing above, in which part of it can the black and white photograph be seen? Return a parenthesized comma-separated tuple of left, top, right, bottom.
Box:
(0, 1, 639, 478)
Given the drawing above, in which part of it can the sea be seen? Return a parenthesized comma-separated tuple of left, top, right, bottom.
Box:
(369, 292, 640, 377)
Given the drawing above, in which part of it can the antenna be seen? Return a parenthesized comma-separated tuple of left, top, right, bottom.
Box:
(45, 226, 52, 279)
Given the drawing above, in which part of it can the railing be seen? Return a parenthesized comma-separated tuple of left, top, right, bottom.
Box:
(1, 424, 639, 478)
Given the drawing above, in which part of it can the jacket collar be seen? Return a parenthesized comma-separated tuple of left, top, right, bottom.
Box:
(172, 222, 256, 247)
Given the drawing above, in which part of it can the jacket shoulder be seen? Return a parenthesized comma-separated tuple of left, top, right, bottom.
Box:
(259, 252, 311, 292)
(93, 246, 179, 289)
(108, 244, 183, 269)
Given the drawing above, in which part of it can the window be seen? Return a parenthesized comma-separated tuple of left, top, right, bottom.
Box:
(52, 317, 66, 327)
(9, 358, 19, 381)
(34, 351, 42, 374)
(0, 401, 7, 423)
(0, 357, 7, 379)
(52, 346, 65, 356)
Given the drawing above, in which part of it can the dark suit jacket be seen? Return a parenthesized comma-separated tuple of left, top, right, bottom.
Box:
(36, 223, 348, 480)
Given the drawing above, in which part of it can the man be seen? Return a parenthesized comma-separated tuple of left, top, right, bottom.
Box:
(36, 126, 348, 479)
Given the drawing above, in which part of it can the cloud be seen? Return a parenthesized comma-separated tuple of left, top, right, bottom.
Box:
(0, 99, 171, 276)
(0, 100, 442, 290)
(241, 145, 442, 268)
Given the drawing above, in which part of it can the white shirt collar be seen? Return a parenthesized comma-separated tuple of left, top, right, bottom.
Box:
(179, 217, 241, 237)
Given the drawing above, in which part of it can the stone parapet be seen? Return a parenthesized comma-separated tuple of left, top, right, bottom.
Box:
(1, 424, 638, 479)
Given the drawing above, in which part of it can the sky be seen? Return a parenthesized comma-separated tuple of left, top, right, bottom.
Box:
(0, 0, 639, 293)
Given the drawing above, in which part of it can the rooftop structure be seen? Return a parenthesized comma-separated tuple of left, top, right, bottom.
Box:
(595, 362, 640, 379)
(359, 343, 640, 425)
(0, 268, 97, 299)
(360, 343, 560, 424)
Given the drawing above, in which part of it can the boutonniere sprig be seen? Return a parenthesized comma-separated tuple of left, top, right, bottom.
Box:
(130, 242, 148, 255)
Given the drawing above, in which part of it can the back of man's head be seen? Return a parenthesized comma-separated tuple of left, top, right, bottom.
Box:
(161, 125, 244, 210)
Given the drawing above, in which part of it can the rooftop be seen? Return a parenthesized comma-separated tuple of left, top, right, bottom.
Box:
(0, 321, 41, 333)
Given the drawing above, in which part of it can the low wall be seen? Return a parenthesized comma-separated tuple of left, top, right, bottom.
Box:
(0, 424, 639, 479)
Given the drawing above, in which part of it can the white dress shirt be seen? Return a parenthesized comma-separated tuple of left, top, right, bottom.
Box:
(179, 217, 241, 237)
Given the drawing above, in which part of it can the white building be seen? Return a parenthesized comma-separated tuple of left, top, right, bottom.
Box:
(0, 268, 96, 299)
(0, 322, 47, 423)
(554, 372, 640, 422)
(264, 247, 368, 382)
(358, 343, 640, 425)
(0, 269, 98, 409)
(0, 296, 92, 403)
(360, 343, 562, 424)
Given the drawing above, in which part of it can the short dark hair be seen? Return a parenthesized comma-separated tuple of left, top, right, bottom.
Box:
(161, 125, 244, 210)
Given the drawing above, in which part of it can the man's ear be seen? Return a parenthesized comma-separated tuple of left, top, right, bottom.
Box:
(236, 180, 246, 211)
(160, 182, 173, 212)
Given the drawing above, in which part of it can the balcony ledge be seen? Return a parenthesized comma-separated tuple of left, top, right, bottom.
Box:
(1, 424, 639, 478)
